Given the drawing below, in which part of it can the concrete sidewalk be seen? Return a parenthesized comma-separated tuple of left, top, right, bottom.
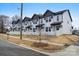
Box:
(49, 45, 79, 56)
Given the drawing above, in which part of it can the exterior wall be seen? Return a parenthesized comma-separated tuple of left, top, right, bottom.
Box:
(9, 10, 72, 36)
(62, 11, 72, 35)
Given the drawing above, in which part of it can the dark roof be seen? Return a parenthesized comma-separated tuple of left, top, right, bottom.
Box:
(16, 19, 20, 24)
(43, 9, 72, 21)
(22, 9, 72, 22)
(55, 10, 72, 21)
(43, 10, 55, 17)
(31, 14, 43, 20)
(55, 10, 68, 15)
(43, 9, 68, 17)
(12, 20, 17, 24)
(12, 21, 14, 24)
(22, 17, 31, 22)
(67, 10, 72, 22)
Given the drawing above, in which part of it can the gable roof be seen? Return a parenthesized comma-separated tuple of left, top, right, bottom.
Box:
(43, 9, 72, 21)
(16, 19, 20, 24)
(22, 9, 72, 22)
(12, 21, 17, 24)
(22, 17, 31, 22)
(55, 9, 72, 21)
(55, 10, 68, 15)
(67, 10, 72, 22)
(43, 9, 68, 17)
(43, 10, 55, 17)
(31, 14, 43, 20)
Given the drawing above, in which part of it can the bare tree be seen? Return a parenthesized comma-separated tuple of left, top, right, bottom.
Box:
(38, 14, 43, 43)
(12, 15, 20, 21)
(0, 15, 9, 33)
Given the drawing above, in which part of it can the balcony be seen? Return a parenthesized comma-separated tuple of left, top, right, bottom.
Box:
(26, 25, 32, 28)
(36, 24, 44, 29)
(51, 21, 63, 26)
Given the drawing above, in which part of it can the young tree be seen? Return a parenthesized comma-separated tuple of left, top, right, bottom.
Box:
(38, 14, 42, 43)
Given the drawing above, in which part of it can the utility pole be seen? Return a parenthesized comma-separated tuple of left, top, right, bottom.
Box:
(20, 3, 23, 40)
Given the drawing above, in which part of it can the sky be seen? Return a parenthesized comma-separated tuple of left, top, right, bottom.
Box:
(0, 3, 79, 28)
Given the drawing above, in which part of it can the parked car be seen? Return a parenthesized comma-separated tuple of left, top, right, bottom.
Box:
(72, 30, 79, 36)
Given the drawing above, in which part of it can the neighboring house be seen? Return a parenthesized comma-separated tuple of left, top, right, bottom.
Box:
(12, 19, 20, 31)
(11, 20, 17, 31)
(10, 9, 73, 36)
(22, 17, 32, 34)
(10, 19, 21, 34)
(0, 15, 9, 33)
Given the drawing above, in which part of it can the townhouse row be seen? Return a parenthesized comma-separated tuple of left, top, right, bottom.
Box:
(9, 9, 73, 36)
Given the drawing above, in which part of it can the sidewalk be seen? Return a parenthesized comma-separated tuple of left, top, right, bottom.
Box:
(49, 45, 79, 56)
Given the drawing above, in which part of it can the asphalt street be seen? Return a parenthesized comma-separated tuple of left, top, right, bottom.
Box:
(0, 39, 47, 56)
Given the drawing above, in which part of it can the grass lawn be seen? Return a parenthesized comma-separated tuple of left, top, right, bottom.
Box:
(0, 34, 68, 53)
(9, 34, 79, 44)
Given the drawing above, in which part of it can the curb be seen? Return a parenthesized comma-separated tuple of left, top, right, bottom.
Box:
(1, 39, 50, 56)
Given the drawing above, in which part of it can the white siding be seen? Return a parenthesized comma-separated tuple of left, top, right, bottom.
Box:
(10, 10, 72, 36)
(62, 11, 72, 34)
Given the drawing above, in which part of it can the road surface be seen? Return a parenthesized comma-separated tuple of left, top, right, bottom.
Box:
(0, 39, 47, 56)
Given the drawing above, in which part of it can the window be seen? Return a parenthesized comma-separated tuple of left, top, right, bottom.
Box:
(41, 19, 43, 23)
(51, 15, 53, 18)
(25, 22, 27, 25)
(44, 17, 46, 20)
(30, 28, 32, 30)
(45, 17, 48, 22)
(49, 27, 51, 32)
(49, 17, 51, 22)
(25, 23, 27, 25)
(56, 25, 61, 30)
(67, 21, 69, 24)
(18, 28, 20, 31)
(45, 17, 51, 22)
(46, 27, 51, 32)
(33, 20, 37, 24)
(33, 28, 35, 32)
(46, 27, 48, 32)
(57, 16, 59, 21)
(56, 27, 59, 30)
(72, 26, 73, 29)
(46, 19, 48, 22)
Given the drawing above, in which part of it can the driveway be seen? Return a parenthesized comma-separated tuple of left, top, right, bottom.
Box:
(49, 45, 79, 56)
(0, 39, 47, 56)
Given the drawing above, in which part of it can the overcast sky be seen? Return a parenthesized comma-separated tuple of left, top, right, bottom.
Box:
(0, 3, 79, 28)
